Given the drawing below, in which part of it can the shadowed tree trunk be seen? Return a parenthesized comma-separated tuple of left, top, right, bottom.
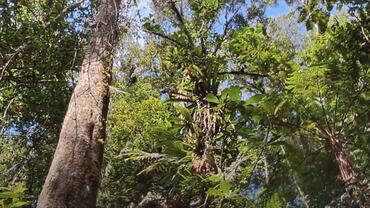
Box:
(37, 0, 121, 207)
(328, 135, 370, 207)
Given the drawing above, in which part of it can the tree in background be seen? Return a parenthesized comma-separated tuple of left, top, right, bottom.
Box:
(0, 0, 87, 199)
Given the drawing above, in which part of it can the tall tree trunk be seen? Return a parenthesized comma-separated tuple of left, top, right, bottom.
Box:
(328, 135, 370, 207)
(37, 0, 121, 207)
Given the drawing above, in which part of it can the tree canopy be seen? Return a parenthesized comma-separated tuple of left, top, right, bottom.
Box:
(1, 0, 369, 207)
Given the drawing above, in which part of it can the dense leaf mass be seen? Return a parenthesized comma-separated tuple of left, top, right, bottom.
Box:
(1, 0, 369, 207)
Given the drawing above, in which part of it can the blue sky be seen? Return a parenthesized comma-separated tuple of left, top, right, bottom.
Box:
(266, 0, 292, 17)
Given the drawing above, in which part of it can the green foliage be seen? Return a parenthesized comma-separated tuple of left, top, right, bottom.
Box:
(229, 25, 283, 72)
(0, 0, 86, 199)
(204, 93, 220, 104)
(102, 1, 370, 206)
(222, 86, 242, 102)
(99, 82, 176, 205)
(99, 1, 287, 206)
(0, 184, 31, 208)
(1, 0, 370, 207)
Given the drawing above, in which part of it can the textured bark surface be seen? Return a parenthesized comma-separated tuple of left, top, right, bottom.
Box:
(37, 0, 121, 207)
(328, 135, 370, 207)
(329, 135, 356, 183)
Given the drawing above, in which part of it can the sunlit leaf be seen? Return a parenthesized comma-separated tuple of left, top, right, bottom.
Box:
(204, 93, 220, 104)
(222, 86, 242, 101)
(245, 94, 265, 105)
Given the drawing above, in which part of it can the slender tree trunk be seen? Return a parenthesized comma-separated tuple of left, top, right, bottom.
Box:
(328, 135, 370, 207)
(37, 0, 121, 207)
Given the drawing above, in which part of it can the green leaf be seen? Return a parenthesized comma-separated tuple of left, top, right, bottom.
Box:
(360, 92, 370, 101)
(204, 0, 214, 7)
(274, 100, 286, 115)
(206, 175, 221, 183)
(167, 126, 182, 136)
(245, 94, 265, 105)
(222, 86, 242, 101)
(163, 140, 185, 156)
(207, 188, 221, 196)
(306, 18, 314, 30)
(189, 65, 204, 78)
(236, 127, 255, 137)
(138, 164, 157, 175)
(251, 114, 262, 124)
(176, 106, 192, 121)
(204, 93, 220, 104)
(143, 22, 162, 33)
(0, 192, 20, 199)
(11, 201, 31, 208)
(260, 100, 274, 114)
(12, 184, 27, 194)
(220, 180, 231, 192)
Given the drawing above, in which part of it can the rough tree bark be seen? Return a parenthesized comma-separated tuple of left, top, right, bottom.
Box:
(37, 0, 121, 207)
(328, 135, 370, 207)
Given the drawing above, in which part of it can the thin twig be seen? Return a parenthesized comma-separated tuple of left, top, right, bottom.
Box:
(0, 43, 28, 81)
(2, 97, 15, 120)
(168, 98, 195, 103)
(144, 29, 185, 47)
(354, 15, 370, 46)
(338, 88, 364, 134)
